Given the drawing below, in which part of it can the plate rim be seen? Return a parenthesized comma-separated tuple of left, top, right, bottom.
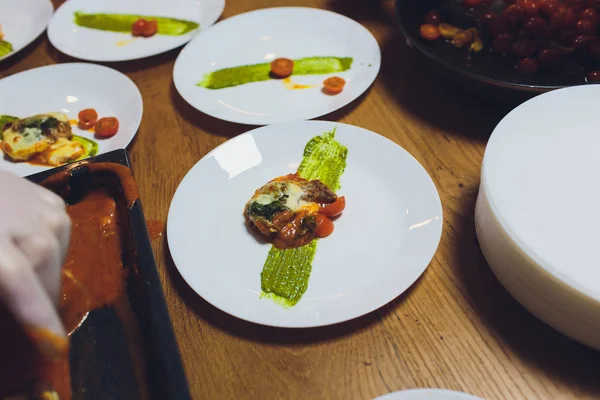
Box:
(47, 0, 225, 62)
(172, 6, 382, 125)
(0, 0, 54, 63)
(167, 120, 443, 328)
(373, 388, 485, 400)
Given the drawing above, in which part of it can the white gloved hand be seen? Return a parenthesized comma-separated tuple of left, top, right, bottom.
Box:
(0, 170, 70, 341)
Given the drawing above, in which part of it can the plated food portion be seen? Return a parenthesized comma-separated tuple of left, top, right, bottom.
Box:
(0, 0, 54, 62)
(247, 130, 347, 306)
(173, 7, 381, 125)
(0, 63, 142, 177)
(245, 174, 346, 249)
(0, 110, 120, 167)
(168, 121, 442, 327)
(48, 0, 224, 62)
(199, 56, 352, 95)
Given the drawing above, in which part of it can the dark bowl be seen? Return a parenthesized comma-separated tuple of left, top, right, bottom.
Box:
(395, 0, 592, 94)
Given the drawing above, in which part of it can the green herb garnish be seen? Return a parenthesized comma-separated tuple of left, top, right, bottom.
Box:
(260, 129, 348, 307)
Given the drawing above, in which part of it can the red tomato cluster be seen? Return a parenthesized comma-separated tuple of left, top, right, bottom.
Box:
(315, 196, 346, 238)
(424, 0, 600, 81)
(78, 109, 120, 139)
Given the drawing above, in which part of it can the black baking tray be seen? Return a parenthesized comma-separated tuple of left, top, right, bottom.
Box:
(25, 149, 191, 400)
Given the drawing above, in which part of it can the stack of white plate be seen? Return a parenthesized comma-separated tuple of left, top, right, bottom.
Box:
(475, 85, 600, 350)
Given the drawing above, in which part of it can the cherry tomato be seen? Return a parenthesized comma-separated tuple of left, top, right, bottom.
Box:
(143, 20, 158, 37)
(319, 196, 346, 217)
(95, 117, 119, 139)
(580, 7, 599, 22)
(563, 8, 579, 28)
(566, 0, 587, 10)
(524, 16, 549, 38)
(558, 30, 577, 45)
(517, 57, 539, 73)
(513, 39, 536, 57)
(517, 0, 541, 16)
(572, 34, 591, 49)
(480, 13, 496, 26)
(462, 0, 483, 7)
(493, 33, 516, 53)
(540, 0, 561, 15)
(270, 58, 294, 78)
(538, 48, 561, 68)
(314, 215, 334, 238)
(488, 15, 513, 36)
(323, 76, 346, 94)
(576, 18, 597, 34)
(131, 19, 147, 37)
(425, 10, 442, 26)
(420, 24, 441, 41)
(77, 108, 98, 130)
(504, 5, 527, 23)
(586, 70, 600, 81)
(78, 120, 94, 130)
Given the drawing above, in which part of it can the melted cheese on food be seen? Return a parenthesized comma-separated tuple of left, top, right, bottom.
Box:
(251, 182, 319, 213)
(1, 113, 82, 163)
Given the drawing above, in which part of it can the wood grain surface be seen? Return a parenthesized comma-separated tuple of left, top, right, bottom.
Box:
(2, 1, 600, 399)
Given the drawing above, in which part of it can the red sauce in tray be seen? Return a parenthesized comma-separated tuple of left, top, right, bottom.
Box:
(0, 162, 141, 399)
(60, 189, 126, 335)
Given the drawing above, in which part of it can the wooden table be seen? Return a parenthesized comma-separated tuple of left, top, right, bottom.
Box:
(3, 0, 600, 399)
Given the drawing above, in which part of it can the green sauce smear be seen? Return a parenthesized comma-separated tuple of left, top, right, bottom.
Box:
(0, 115, 18, 141)
(72, 135, 98, 160)
(198, 57, 354, 90)
(260, 129, 348, 307)
(74, 12, 199, 36)
(0, 40, 13, 58)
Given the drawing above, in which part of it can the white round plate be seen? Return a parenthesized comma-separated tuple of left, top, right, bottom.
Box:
(0, 63, 143, 177)
(48, 0, 224, 62)
(173, 7, 381, 125)
(374, 389, 484, 400)
(0, 0, 53, 62)
(167, 121, 442, 327)
(476, 85, 600, 349)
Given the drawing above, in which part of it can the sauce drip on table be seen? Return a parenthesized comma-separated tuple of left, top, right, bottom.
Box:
(146, 219, 164, 240)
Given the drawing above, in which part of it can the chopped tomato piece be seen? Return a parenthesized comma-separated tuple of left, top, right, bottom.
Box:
(132, 19, 148, 37)
(323, 76, 346, 94)
(270, 58, 294, 78)
(78, 108, 98, 130)
(143, 20, 158, 37)
(319, 196, 346, 217)
(420, 24, 441, 41)
(94, 117, 119, 139)
(314, 214, 334, 238)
